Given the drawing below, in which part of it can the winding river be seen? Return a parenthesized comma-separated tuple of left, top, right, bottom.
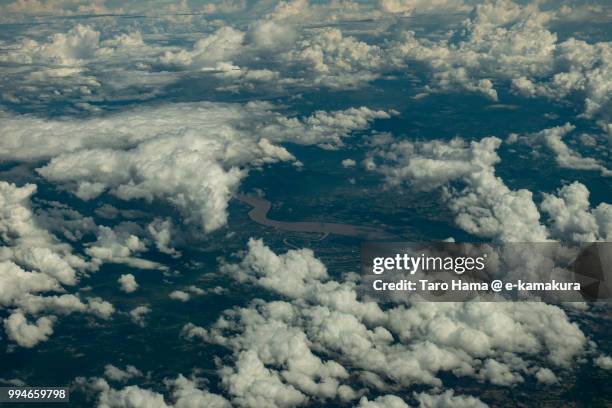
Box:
(235, 194, 396, 240)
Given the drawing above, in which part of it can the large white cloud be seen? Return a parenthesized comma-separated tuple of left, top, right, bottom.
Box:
(1, 102, 387, 232)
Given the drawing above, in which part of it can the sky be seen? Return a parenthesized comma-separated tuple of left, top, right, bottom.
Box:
(0, 0, 611, 407)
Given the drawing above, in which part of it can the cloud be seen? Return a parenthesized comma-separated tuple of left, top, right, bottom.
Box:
(415, 389, 488, 408)
(79, 373, 231, 408)
(0, 182, 87, 285)
(219, 350, 309, 408)
(0, 0, 121, 20)
(12, 293, 112, 319)
(0, 261, 60, 307)
(118, 274, 138, 293)
(366, 131, 612, 244)
(594, 355, 612, 370)
(171, 374, 232, 408)
(379, 0, 611, 123)
(477, 359, 523, 386)
(280, 27, 384, 89)
(541, 181, 612, 242)
(86, 297, 115, 320)
(169, 291, 190, 302)
(0, 24, 179, 111)
(86, 225, 165, 271)
(356, 394, 410, 408)
(147, 218, 180, 258)
(3, 311, 55, 348)
(96, 382, 169, 408)
(379, 0, 469, 15)
(168, 285, 207, 302)
(129, 305, 151, 327)
(341, 159, 356, 168)
(520, 123, 612, 176)
(513, 38, 612, 120)
(104, 365, 143, 383)
(159, 27, 245, 70)
(0, 24, 101, 66)
(534, 367, 558, 384)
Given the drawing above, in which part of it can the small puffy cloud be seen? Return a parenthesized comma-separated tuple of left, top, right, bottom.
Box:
(341, 159, 356, 168)
(357, 394, 409, 407)
(86, 225, 165, 271)
(147, 218, 180, 258)
(118, 274, 139, 293)
(86, 297, 115, 320)
(247, 19, 297, 51)
(81, 374, 230, 408)
(594, 355, 612, 370)
(477, 359, 523, 386)
(3, 311, 55, 348)
(222, 238, 329, 299)
(535, 367, 558, 384)
(415, 389, 488, 408)
(169, 286, 207, 303)
(541, 182, 612, 242)
(129, 305, 151, 327)
(169, 291, 190, 302)
(93, 374, 240, 408)
(171, 374, 232, 408)
(96, 382, 169, 408)
(104, 365, 143, 383)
